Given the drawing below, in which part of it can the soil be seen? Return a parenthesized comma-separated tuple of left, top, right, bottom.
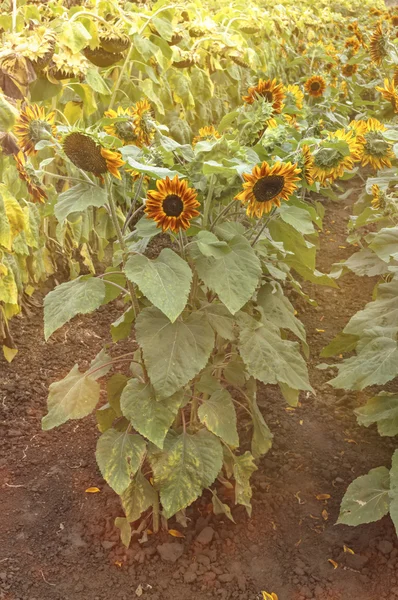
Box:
(1, 193, 397, 600)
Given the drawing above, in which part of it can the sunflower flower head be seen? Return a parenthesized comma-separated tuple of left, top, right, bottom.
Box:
(14, 151, 47, 203)
(304, 75, 326, 98)
(312, 129, 362, 185)
(192, 125, 221, 146)
(145, 175, 200, 233)
(345, 36, 360, 53)
(359, 118, 393, 170)
(371, 184, 386, 210)
(376, 79, 398, 113)
(283, 84, 304, 111)
(242, 78, 285, 114)
(298, 145, 315, 186)
(14, 104, 55, 155)
(370, 23, 388, 65)
(103, 106, 138, 145)
(235, 161, 301, 218)
(63, 131, 125, 179)
(132, 99, 155, 147)
(342, 63, 358, 77)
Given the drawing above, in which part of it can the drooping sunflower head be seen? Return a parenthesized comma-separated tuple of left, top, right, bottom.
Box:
(235, 161, 301, 218)
(359, 118, 393, 170)
(370, 23, 388, 65)
(14, 151, 47, 203)
(375, 78, 398, 113)
(192, 125, 221, 146)
(283, 84, 304, 111)
(99, 29, 130, 54)
(14, 104, 56, 155)
(371, 184, 386, 210)
(132, 99, 155, 147)
(48, 49, 89, 80)
(304, 75, 326, 98)
(63, 132, 125, 179)
(83, 46, 125, 68)
(342, 63, 358, 77)
(298, 145, 315, 186)
(242, 78, 285, 114)
(103, 106, 138, 145)
(312, 129, 362, 185)
(145, 175, 200, 233)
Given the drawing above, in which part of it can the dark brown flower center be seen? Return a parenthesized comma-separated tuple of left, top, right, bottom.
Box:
(163, 194, 184, 216)
(261, 90, 274, 103)
(311, 81, 321, 91)
(115, 120, 137, 142)
(253, 175, 285, 202)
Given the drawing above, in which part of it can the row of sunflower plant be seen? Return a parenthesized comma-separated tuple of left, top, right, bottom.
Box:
(0, 0, 395, 537)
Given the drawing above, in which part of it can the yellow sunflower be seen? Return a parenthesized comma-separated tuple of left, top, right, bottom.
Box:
(103, 106, 138, 145)
(358, 118, 394, 170)
(304, 75, 326, 98)
(14, 104, 55, 155)
(235, 161, 301, 218)
(370, 23, 387, 65)
(14, 151, 47, 203)
(376, 78, 398, 113)
(242, 79, 285, 114)
(342, 63, 358, 77)
(300, 145, 315, 186)
(132, 99, 155, 147)
(345, 36, 360, 53)
(283, 84, 304, 110)
(192, 125, 221, 145)
(312, 129, 362, 185)
(371, 184, 386, 210)
(63, 132, 125, 179)
(145, 175, 200, 233)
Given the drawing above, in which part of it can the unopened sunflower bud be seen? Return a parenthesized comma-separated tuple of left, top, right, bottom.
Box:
(0, 94, 18, 132)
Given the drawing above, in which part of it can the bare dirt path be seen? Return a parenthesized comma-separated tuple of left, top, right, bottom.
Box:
(0, 194, 396, 600)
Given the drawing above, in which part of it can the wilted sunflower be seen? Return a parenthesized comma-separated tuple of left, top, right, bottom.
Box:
(242, 79, 285, 114)
(14, 104, 55, 155)
(376, 78, 398, 113)
(342, 63, 358, 77)
(235, 161, 301, 218)
(132, 99, 155, 147)
(63, 132, 125, 179)
(145, 175, 200, 233)
(370, 23, 388, 65)
(284, 84, 304, 111)
(304, 75, 326, 97)
(103, 106, 138, 145)
(48, 49, 89, 81)
(358, 118, 394, 170)
(14, 151, 47, 203)
(192, 125, 221, 145)
(312, 129, 362, 184)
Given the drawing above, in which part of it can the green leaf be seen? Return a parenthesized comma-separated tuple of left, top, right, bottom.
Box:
(102, 271, 127, 304)
(151, 429, 223, 518)
(124, 156, 183, 180)
(125, 249, 192, 322)
(196, 231, 231, 259)
(320, 332, 359, 358)
(30, 77, 62, 101)
(218, 110, 238, 133)
(343, 281, 398, 337)
(202, 303, 236, 341)
(95, 429, 147, 495)
(337, 466, 390, 526)
(389, 450, 398, 536)
(110, 307, 135, 342)
(279, 204, 315, 235)
(257, 283, 306, 344)
(190, 67, 214, 102)
(368, 227, 398, 263)
(44, 276, 106, 340)
(59, 21, 91, 53)
(55, 184, 108, 223)
(211, 492, 235, 523)
(246, 378, 273, 458)
(86, 68, 111, 95)
(355, 392, 398, 436)
(120, 379, 183, 449)
(107, 374, 127, 416)
(329, 336, 398, 390)
(121, 472, 157, 522)
(136, 307, 215, 399)
(191, 234, 261, 315)
(115, 517, 131, 548)
(239, 316, 313, 391)
(223, 356, 246, 386)
(344, 249, 389, 277)
(96, 403, 116, 433)
(279, 382, 299, 407)
(152, 14, 174, 40)
(198, 388, 239, 447)
(233, 451, 257, 515)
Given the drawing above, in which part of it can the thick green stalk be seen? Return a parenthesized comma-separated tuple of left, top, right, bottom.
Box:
(202, 174, 216, 229)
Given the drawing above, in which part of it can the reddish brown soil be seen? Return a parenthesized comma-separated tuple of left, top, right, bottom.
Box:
(1, 197, 397, 600)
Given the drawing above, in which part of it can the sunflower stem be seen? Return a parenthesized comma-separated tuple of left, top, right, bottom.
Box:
(250, 210, 276, 246)
(210, 198, 238, 231)
(202, 174, 216, 229)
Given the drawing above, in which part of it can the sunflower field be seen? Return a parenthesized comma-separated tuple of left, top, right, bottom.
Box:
(2, 0, 398, 551)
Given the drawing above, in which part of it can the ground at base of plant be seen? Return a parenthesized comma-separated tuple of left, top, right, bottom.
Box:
(0, 197, 397, 600)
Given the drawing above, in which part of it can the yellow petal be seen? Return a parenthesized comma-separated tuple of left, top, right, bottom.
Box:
(328, 559, 338, 569)
(344, 545, 355, 555)
(316, 494, 331, 500)
(85, 487, 100, 493)
(168, 529, 185, 538)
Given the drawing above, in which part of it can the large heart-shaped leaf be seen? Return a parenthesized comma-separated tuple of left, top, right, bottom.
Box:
(338, 466, 390, 526)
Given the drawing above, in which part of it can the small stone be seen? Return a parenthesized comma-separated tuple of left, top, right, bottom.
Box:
(0, 572, 7, 581)
(102, 540, 116, 550)
(157, 542, 184, 563)
(184, 570, 197, 583)
(196, 527, 215, 546)
(294, 567, 305, 576)
(218, 574, 234, 583)
(378, 540, 394, 555)
(8, 429, 22, 438)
